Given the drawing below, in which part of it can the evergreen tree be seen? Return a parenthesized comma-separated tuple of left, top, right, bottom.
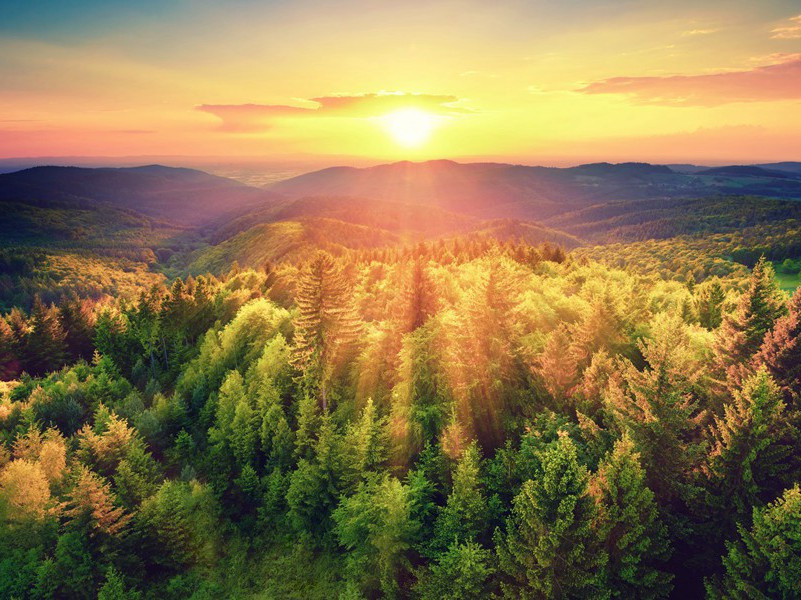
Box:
(26, 295, 68, 376)
(755, 286, 801, 403)
(342, 398, 389, 489)
(415, 540, 495, 600)
(333, 475, 418, 598)
(59, 294, 96, 362)
(706, 485, 801, 599)
(495, 434, 607, 599)
(97, 567, 142, 600)
(590, 436, 672, 599)
(432, 441, 489, 551)
(607, 314, 706, 506)
(291, 251, 361, 410)
(399, 257, 436, 333)
(695, 278, 726, 330)
(715, 257, 786, 374)
(0, 317, 20, 380)
(704, 368, 793, 533)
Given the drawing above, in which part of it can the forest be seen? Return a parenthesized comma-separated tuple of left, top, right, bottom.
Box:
(1, 163, 801, 599)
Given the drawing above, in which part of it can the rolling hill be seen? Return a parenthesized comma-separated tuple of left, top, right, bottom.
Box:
(269, 159, 801, 223)
(0, 165, 280, 227)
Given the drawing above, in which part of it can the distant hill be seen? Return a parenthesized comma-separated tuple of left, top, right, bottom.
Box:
(0, 165, 280, 227)
(756, 162, 801, 174)
(187, 217, 403, 273)
(270, 160, 801, 222)
(695, 166, 801, 179)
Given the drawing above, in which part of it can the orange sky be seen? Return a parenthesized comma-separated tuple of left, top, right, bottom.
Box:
(1, 0, 800, 164)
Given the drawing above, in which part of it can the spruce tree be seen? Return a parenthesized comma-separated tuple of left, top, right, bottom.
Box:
(715, 257, 786, 374)
(59, 294, 96, 362)
(607, 313, 706, 506)
(26, 295, 68, 376)
(706, 485, 801, 599)
(433, 441, 489, 551)
(495, 434, 607, 599)
(291, 251, 361, 410)
(704, 367, 793, 532)
(0, 317, 20, 380)
(399, 257, 436, 333)
(591, 436, 672, 599)
(755, 286, 801, 403)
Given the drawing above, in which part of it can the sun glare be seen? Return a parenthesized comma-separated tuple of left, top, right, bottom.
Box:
(380, 108, 438, 148)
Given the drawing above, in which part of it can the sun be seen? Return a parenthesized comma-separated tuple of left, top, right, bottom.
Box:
(380, 108, 438, 148)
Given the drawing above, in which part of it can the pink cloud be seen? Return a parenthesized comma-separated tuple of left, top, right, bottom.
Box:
(577, 54, 801, 106)
(197, 92, 468, 131)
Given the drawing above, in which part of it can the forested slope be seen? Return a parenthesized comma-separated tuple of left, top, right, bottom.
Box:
(2, 162, 801, 599)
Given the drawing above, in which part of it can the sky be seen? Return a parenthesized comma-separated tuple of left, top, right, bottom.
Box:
(1, 0, 800, 165)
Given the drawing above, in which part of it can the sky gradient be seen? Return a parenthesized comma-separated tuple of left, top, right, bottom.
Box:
(2, 0, 800, 164)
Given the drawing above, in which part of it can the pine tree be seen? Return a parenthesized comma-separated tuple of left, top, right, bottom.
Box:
(59, 294, 96, 362)
(607, 314, 706, 506)
(495, 434, 607, 599)
(97, 566, 142, 600)
(415, 540, 495, 600)
(0, 317, 20, 380)
(695, 278, 726, 330)
(342, 398, 389, 489)
(333, 475, 418, 598)
(399, 257, 436, 333)
(755, 286, 801, 403)
(26, 295, 68, 376)
(704, 368, 793, 533)
(590, 436, 672, 599)
(715, 257, 786, 374)
(291, 251, 361, 410)
(706, 485, 801, 599)
(433, 441, 489, 551)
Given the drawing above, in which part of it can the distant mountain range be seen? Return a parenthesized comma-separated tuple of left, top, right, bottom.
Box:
(269, 160, 801, 222)
(2, 159, 801, 270)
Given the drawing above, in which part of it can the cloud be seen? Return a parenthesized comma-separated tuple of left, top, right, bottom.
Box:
(772, 14, 801, 39)
(197, 92, 469, 131)
(577, 54, 801, 106)
(681, 28, 719, 36)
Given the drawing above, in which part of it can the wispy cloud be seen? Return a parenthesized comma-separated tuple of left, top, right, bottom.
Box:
(577, 54, 801, 106)
(681, 28, 719, 36)
(772, 14, 801, 39)
(197, 92, 469, 131)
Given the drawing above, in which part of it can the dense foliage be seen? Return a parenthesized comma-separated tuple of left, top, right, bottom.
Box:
(1, 230, 800, 599)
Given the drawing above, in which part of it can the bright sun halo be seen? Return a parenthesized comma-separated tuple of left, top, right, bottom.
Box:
(380, 108, 437, 148)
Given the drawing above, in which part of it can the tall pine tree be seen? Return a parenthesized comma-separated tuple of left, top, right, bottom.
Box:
(755, 286, 801, 403)
(291, 251, 361, 411)
(590, 436, 673, 599)
(706, 485, 801, 599)
(495, 434, 607, 599)
(715, 257, 786, 377)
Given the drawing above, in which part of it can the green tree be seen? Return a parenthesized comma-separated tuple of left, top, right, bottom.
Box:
(695, 278, 726, 330)
(495, 434, 607, 599)
(291, 251, 361, 410)
(704, 368, 793, 533)
(756, 286, 801, 403)
(97, 567, 141, 600)
(706, 485, 801, 599)
(607, 314, 706, 506)
(432, 441, 489, 551)
(591, 436, 672, 599)
(333, 475, 418, 598)
(415, 540, 495, 600)
(26, 296, 68, 376)
(715, 257, 786, 372)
